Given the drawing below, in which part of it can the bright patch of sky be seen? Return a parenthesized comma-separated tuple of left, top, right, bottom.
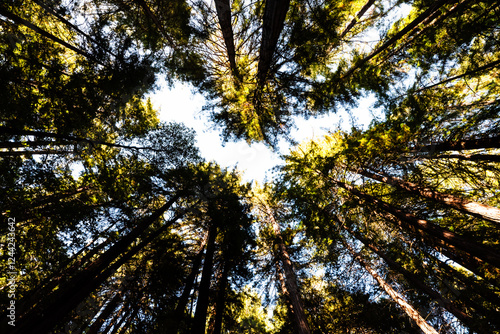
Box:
(148, 78, 384, 184)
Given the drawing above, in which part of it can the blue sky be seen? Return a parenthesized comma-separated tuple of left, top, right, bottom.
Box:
(148, 78, 382, 184)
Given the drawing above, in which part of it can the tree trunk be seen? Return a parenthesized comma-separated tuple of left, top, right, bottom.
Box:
(10, 198, 181, 334)
(86, 292, 123, 334)
(339, 222, 484, 332)
(0, 141, 54, 149)
(214, 0, 240, 81)
(341, 0, 453, 80)
(339, 0, 376, 39)
(132, 0, 176, 47)
(0, 127, 164, 153)
(423, 153, 500, 163)
(102, 302, 130, 334)
(411, 135, 500, 153)
(171, 235, 208, 333)
(334, 179, 500, 270)
(30, 0, 117, 58)
(265, 205, 311, 334)
(116, 306, 139, 334)
(356, 168, 500, 225)
(257, 0, 291, 84)
(340, 237, 439, 334)
(0, 6, 104, 65)
(378, 0, 470, 66)
(416, 58, 500, 92)
(212, 262, 229, 334)
(191, 222, 218, 334)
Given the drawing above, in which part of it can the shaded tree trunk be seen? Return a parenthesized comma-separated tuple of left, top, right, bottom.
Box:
(0, 6, 104, 65)
(340, 237, 439, 334)
(410, 135, 500, 153)
(356, 168, 500, 225)
(191, 222, 218, 334)
(265, 205, 311, 334)
(86, 292, 123, 334)
(416, 58, 500, 92)
(132, 0, 176, 47)
(341, 0, 452, 79)
(339, 0, 376, 39)
(102, 302, 130, 334)
(333, 179, 500, 270)
(171, 234, 208, 333)
(0, 127, 165, 153)
(423, 153, 500, 163)
(212, 262, 230, 334)
(10, 197, 182, 334)
(214, 0, 240, 81)
(257, 0, 291, 84)
(339, 222, 487, 333)
(116, 306, 139, 334)
(30, 0, 117, 58)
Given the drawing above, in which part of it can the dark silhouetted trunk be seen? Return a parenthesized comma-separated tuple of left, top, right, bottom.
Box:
(341, 0, 452, 79)
(265, 205, 311, 334)
(333, 179, 500, 270)
(214, 0, 240, 81)
(87, 293, 123, 334)
(0, 6, 103, 65)
(340, 237, 439, 334)
(31, 0, 117, 58)
(132, 0, 176, 47)
(171, 235, 208, 332)
(212, 262, 229, 334)
(356, 168, 500, 225)
(411, 135, 500, 153)
(416, 58, 500, 92)
(424, 153, 500, 163)
(257, 0, 291, 84)
(339, 222, 485, 332)
(191, 222, 218, 334)
(10, 197, 181, 334)
(339, 0, 376, 39)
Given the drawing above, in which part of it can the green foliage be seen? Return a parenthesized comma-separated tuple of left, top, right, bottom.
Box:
(2, 0, 500, 333)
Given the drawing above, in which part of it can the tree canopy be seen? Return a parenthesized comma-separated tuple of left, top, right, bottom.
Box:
(1, 0, 499, 333)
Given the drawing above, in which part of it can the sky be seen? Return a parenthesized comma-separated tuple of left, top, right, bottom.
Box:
(148, 78, 383, 184)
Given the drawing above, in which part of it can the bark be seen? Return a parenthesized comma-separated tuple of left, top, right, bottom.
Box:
(378, 0, 470, 65)
(339, 222, 482, 332)
(132, 0, 176, 47)
(0, 150, 73, 157)
(334, 179, 500, 270)
(86, 292, 123, 334)
(416, 58, 500, 92)
(424, 153, 500, 163)
(11, 198, 181, 334)
(341, 0, 453, 79)
(257, 0, 291, 84)
(340, 237, 439, 334)
(212, 262, 229, 334)
(411, 135, 500, 153)
(0, 141, 54, 149)
(214, 0, 240, 81)
(31, 0, 117, 58)
(339, 0, 376, 40)
(0, 127, 165, 153)
(116, 306, 139, 334)
(265, 204, 311, 334)
(105, 303, 131, 334)
(191, 222, 218, 334)
(171, 234, 208, 332)
(356, 168, 500, 225)
(0, 6, 104, 65)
